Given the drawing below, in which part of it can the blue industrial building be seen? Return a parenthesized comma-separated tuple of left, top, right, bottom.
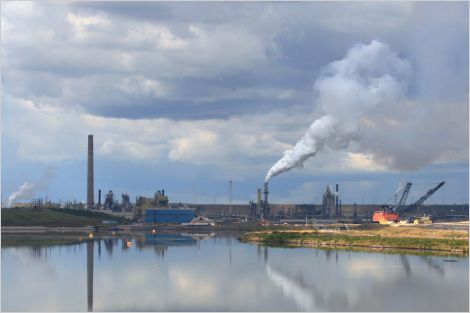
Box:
(145, 209, 196, 224)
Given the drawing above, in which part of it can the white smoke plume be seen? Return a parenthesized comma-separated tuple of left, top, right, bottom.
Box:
(7, 182, 36, 208)
(5, 167, 56, 208)
(266, 39, 467, 182)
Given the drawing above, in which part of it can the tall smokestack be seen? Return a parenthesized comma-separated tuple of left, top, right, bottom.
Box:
(87, 135, 94, 209)
(257, 188, 262, 216)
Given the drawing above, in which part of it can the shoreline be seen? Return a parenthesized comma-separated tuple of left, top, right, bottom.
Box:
(2, 224, 469, 256)
(239, 228, 469, 255)
(0, 223, 265, 234)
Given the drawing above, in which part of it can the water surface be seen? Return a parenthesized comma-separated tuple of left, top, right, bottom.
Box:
(1, 232, 468, 311)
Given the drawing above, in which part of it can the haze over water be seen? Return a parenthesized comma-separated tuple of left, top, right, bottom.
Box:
(1, 233, 468, 311)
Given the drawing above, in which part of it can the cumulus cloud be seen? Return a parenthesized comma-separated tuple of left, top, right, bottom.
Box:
(2, 93, 296, 172)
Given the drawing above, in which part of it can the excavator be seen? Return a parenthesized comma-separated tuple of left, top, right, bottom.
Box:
(372, 182, 412, 223)
(372, 181, 445, 224)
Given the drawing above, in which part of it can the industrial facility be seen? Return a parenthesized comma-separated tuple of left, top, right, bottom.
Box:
(4, 134, 467, 225)
(322, 184, 342, 218)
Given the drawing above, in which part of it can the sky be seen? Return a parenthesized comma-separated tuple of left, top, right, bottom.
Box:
(1, 1, 469, 206)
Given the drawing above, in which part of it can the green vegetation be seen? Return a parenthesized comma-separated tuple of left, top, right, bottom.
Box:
(1, 234, 84, 247)
(50, 208, 127, 221)
(1, 208, 128, 227)
(240, 230, 469, 255)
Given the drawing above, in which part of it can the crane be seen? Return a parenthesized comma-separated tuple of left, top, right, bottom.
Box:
(372, 182, 412, 223)
(372, 181, 445, 223)
(396, 181, 446, 216)
(397, 182, 412, 208)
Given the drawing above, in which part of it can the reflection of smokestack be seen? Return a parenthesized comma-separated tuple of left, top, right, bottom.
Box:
(87, 240, 94, 312)
(87, 135, 94, 209)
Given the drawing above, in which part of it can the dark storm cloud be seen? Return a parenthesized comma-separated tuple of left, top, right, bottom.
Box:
(89, 97, 294, 120)
(71, 1, 264, 25)
(404, 3, 468, 102)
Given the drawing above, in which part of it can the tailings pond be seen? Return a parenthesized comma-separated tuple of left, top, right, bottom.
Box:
(1, 232, 468, 311)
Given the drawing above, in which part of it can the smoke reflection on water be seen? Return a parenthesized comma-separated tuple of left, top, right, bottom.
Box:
(265, 264, 316, 311)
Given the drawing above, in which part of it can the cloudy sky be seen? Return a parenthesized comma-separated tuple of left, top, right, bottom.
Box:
(1, 1, 468, 205)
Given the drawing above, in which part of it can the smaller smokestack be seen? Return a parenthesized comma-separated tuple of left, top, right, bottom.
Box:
(335, 183, 339, 216)
(263, 182, 269, 218)
(229, 180, 232, 215)
(98, 189, 101, 206)
(162, 189, 165, 196)
(257, 188, 262, 216)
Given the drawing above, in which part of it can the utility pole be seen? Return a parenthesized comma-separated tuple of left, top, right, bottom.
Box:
(229, 180, 232, 216)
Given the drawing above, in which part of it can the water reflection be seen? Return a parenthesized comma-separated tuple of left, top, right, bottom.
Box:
(256, 245, 269, 263)
(87, 240, 93, 312)
(421, 255, 444, 276)
(266, 264, 316, 311)
(400, 254, 411, 277)
(103, 238, 116, 256)
(1, 232, 468, 312)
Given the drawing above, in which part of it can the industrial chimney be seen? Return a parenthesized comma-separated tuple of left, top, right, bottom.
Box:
(87, 135, 94, 209)
(335, 183, 339, 216)
(263, 182, 269, 218)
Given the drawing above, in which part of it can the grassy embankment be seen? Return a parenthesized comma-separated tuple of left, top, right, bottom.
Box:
(1, 234, 85, 247)
(240, 225, 469, 255)
(1, 208, 128, 227)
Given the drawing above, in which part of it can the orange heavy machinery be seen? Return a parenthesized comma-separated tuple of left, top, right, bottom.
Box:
(372, 181, 445, 223)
